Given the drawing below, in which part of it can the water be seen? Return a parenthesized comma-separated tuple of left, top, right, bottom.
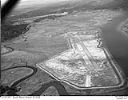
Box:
(102, 12, 128, 77)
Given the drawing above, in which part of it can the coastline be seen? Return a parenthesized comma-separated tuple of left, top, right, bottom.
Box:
(36, 29, 126, 90)
(99, 13, 128, 88)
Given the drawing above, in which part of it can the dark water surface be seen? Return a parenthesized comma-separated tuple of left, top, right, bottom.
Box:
(102, 12, 128, 77)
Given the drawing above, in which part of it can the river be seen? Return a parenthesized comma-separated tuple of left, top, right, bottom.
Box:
(102, 12, 128, 77)
(1, 66, 68, 96)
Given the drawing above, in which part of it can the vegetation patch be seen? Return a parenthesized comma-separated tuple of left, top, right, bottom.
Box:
(1, 23, 29, 42)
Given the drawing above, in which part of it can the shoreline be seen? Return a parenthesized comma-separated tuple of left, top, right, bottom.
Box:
(36, 29, 126, 90)
(99, 14, 128, 88)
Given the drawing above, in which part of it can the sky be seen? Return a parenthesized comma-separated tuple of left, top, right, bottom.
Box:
(1, 0, 70, 6)
(1, 0, 115, 8)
